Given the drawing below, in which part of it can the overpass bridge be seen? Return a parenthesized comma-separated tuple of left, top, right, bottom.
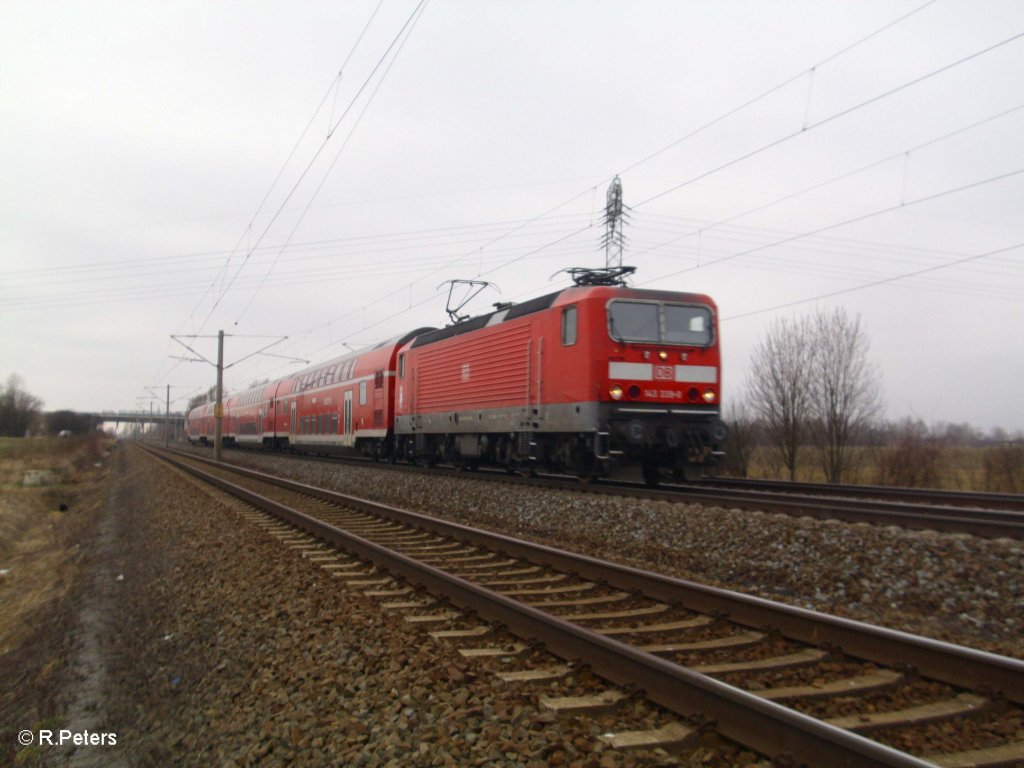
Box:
(90, 411, 187, 438)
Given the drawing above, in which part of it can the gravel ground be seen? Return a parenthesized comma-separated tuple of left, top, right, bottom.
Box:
(29, 443, 1017, 766)
(212, 450, 1024, 660)
(35, 444, 775, 767)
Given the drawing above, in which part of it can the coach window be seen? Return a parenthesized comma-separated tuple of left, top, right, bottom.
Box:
(359, 380, 367, 406)
(561, 305, 577, 346)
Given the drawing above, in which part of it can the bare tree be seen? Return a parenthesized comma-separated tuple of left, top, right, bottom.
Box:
(746, 315, 814, 480)
(719, 400, 758, 478)
(807, 308, 881, 482)
(0, 374, 44, 437)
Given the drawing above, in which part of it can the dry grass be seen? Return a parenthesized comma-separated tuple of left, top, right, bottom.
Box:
(0, 436, 110, 654)
(0, 436, 116, 768)
(736, 444, 1023, 492)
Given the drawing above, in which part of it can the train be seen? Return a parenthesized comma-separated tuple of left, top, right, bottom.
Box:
(186, 268, 728, 483)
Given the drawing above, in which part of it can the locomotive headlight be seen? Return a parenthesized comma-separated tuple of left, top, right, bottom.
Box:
(702, 389, 717, 403)
(609, 384, 624, 401)
(658, 350, 669, 361)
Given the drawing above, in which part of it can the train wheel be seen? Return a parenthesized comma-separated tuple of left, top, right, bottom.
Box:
(672, 464, 702, 483)
(642, 464, 660, 487)
(509, 459, 534, 478)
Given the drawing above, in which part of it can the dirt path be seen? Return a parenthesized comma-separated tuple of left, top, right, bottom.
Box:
(59, 445, 130, 768)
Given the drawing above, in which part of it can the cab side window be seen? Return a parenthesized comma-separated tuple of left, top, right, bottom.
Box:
(561, 306, 577, 346)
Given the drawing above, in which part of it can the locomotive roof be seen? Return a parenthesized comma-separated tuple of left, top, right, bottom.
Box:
(408, 284, 713, 349)
(410, 290, 562, 348)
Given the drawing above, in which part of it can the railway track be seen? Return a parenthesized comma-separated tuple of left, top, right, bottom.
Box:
(183, 442, 1024, 540)
(695, 477, 1024, 512)
(614, 482, 1024, 541)
(152, 446, 1024, 767)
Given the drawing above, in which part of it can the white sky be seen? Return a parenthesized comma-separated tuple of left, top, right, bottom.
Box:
(2, 0, 1023, 431)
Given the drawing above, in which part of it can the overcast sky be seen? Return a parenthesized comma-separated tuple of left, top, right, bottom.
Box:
(2, 0, 1023, 432)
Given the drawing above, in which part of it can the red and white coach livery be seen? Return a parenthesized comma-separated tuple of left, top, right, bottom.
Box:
(188, 328, 431, 457)
(393, 269, 727, 482)
(187, 267, 727, 482)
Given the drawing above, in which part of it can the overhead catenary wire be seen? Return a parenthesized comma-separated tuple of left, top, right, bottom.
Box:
(9, 169, 1022, 296)
(632, 29, 1024, 211)
(616, 0, 942, 179)
(145, 0, 949, 385)
(231, 0, 430, 327)
(360, 28, 1024, 322)
(723, 240, 1024, 322)
(147, 0, 426, 390)
(189, 5, 1023, 394)
(148, 0, 389, 390)
(626, 101, 1024, 264)
(192, 0, 429, 336)
(2, 218, 604, 310)
(176, 0, 387, 339)
(638, 167, 1024, 287)
(0, 211, 594, 284)
(236, 0, 945, 369)
(440, 27, 1024, 322)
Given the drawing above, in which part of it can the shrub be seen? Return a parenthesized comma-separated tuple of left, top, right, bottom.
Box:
(982, 443, 1024, 492)
(874, 421, 945, 488)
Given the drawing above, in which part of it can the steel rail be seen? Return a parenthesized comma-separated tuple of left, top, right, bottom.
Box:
(155, 447, 938, 767)
(179, 442, 1024, 539)
(550, 477, 1024, 539)
(696, 477, 1024, 512)
(171, 449, 1024, 704)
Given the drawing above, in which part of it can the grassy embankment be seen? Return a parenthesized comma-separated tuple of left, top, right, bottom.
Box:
(0, 435, 114, 766)
(734, 443, 1024, 492)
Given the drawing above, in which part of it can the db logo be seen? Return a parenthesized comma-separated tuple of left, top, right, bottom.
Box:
(654, 365, 674, 381)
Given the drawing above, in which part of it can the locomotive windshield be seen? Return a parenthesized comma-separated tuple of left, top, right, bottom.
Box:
(607, 300, 712, 346)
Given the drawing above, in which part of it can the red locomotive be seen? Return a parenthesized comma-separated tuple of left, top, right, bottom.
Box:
(187, 268, 727, 483)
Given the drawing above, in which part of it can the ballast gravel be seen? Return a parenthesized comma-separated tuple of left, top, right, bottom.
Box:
(81, 446, 765, 766)
(76, 445, 1023, 767)
(217, 451, 1024, 659)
